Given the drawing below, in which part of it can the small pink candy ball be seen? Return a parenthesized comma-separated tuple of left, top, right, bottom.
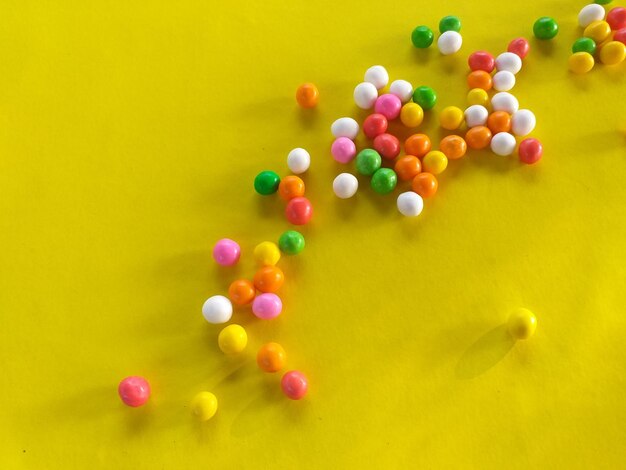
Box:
(331, 137, 357, 163)
(212, 238, 241, 266)
(118, 376, 151, 407)
(518, 138, 543, 164)
(252, 293, 283, 319)
(281, 370, 308, 400)
(374, 94, 402, 120)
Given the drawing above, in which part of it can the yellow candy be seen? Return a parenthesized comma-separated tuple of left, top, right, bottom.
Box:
(422, 150, 448, 175)
(253, 241, 280, 266)
(218, 324, 247, 354)
(507, 308, 537, 340)
(439, 106, 464, 130)
(599, 41, 626, 65)
(467, 88, 489, 107)
(583, 20, 611, 43)
(400, 102, 424, 128)
(569, 52, 595, 74)
(191, 391, 218, 421)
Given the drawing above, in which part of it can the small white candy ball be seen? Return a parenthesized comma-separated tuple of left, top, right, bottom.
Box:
(389, 79, 413, 103)
(511, 109, 536, 136)
(579, 4, 605, 28)
(495, 52, 522, 74)
(464, 105, 489, 128)
(202, 295, 233, 324)
(354, 82, 379, 109)
(287, 148, 311, 174)
(364, 65, 389, 90)
(397, 192, 424, 217)
(437, 31, 463, 55)
(333, 173, 359, 199)
(331, 117, 360, 140)
(492, 70, 516, 92)
(491, 92, 519, 114)
(490, 132, 517, 156)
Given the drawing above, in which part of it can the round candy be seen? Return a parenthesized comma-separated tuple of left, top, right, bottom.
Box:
(491, 92, 519, 114)
(467, 70, 492, 90)
(281, 370, 308, 400)
(468, 51, 495, 72)
(518, 138, 543, 164)
(422, 151, 448, 174)
(579, 4, 606, 28)
(364, 65, 389, 90)
(507, 38, 530, 59)
(202, 295, 233, 324)
(218, 324, 247, 354)
(584, 20, 611, 42)
(397, 191, 424, 217)
(511, 109, 536, 136)
(465, 126, 492, 149)
(354, 82, 379, 109)
(572, 37, 597, 54)
(495, 52, 522, 74)
(599, 41, 626, 64)
(331, 137, 357, 164)
(412, 86, 437, 110)
(355, 149, 382, 176)
(212, 238, 241, 266)
(569, 52, 595, 73)
(295, 83, 319, 108)
(492, 70, 516, 92)
(411, 172, 438, 198)
(487, 111, 512, 134)
(254, 265, 284, 293)
(118, 376, 150, 407)
(257, 342, 287, 373)
(287, 148, 310, 174)
(285, 196, 313, 225)
(254, 170, 280, 195)
(228, 279, 255, 306)
(467, 88, 489, 107)
(331, 117, 359, 140)
(439, 15, 461, 33)
(507, 308, 537, 340)
(333, 173, 359, 199)
(371, 168, 397, 194)
(614, 28, 626, 45)
(389, 80, 414, 103)
(278, 175, 305, 201)
(595, 0, 612, 4)
(363, 113, 388, 139)
(438, 30, 463, 55)
(464, 104, 489, 127)
(373, 133, 401, 159)
(490, 132, 517, 156)
(405, 134, 432, 157)
(439, 106, 464, 130)
(607, 7, 626, 30)
(374, 94, 402, 120)
(400, 102, 424, 128)
(252, 293, 283, 319)
(439, 135, 467, 160)
(411, 25, 434, 48)
(394, 155, 422, 181)
(190, 392, 218, 421)
(534, 17, 559, 40)
(254, 241, 280, 266)
(278, 230, 305, 255)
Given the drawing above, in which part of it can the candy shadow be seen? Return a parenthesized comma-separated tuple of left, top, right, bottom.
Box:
(411, 47, 433, 66)
(455, 324, 515, 379)
(295, 106, 321, 130)
(464, 148, 518, 175)
(531, 38, 557, 57)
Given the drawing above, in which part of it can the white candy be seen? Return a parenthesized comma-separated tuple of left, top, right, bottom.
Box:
(437, 31, 463, 55)
(493, 70, 516, 92)
(491, 92, 519, 114)
(389, 80, 413, 103)
(331, 117, 359, 140)
(364, 65, 389, 90)
(202, 295, 233, 324)
(333, 173, 358, 199)
(287, 148, 311, 174)
(490, 132, 517, 156)
(354, 82, 379, 109)
(464, 105, 489, 127)
(579, 4, 605, 28)
(397, 191, 424, 217)
(511, 109, 536, 136)
(495, 52, 522, 74)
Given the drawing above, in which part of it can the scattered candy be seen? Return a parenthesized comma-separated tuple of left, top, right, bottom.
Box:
(374, 93, 402, 120)
(257, 342, 287, 373)
(331, 137, 357, 163)
(254, 265, 284, 293)
(584, 20, 611, 43)
(569, 51, 595, 73)
(465, 126, 492, 149)
(118, 376, 151, 407)
(579, 4, 606, 28)
(438, 30, 463, 55)
(281, 370, 308, 400)
(373, 133, 401, 159)
(394, 155, 422, 181)
(507, 38, 530, 59)
(422, 150, 448, 174)
(507, 308, 537, 340)
(464, 104, 489, 127)
(534, 17, 559, 40)
(467, 70, 492, 90)
(614, 28, 626, 45)
(218, 324, 248, 354)
(607, 7, 626, 30)
(511, 109, 537, 136)
(333, 173, 359, 199)
(295, 83, 319, 108)
(440, 135, 467, 160)
(518, 138, 543, 164)
(202, 295, 233, 324)
(397, 191, 424, 217)
(254, 170, 281, 195)
(572, 37, 597, 55)
(405, 134, 432, 157)
(355, 149, 382, 176)
(487, 111, 512, 134)
(411, 172, 438, 198)
(467, 88, 489, 107)
(439, 15, 461, 33)
(252, 293, 283, 319)
(285, 196, 313, 225)
(228, 279, 256, 306)
(411, 25, 434, 48)
(354, 82, 379, 109)
(331, 117, 360, 140)
(363, 113, 388, 139)
(439, 106, 464, 130)
(212, 238, 241, 266)
(492, 70, 516, 92)
(468, 50, 495, 72)
(278, 175, 305, 201)
(371, 168, 398, 194)
(490, 132, 517, 156)
(389, 79, 414, 103)
(254, 241, 280, 266)
(400, 102, 424, 128)
(190, 392, 218, 421)
(599, 41, 626, 65)
(287, 148, 310, 174)
(412, 86, 437, 110)
(278, 230, 305, 255)
(364, 65, 389, 90)
(491, 92, 519, 114)
(495, 52, 522, 74)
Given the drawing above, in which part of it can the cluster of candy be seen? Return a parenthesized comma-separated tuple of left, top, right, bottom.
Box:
(411, 15, 463, 55)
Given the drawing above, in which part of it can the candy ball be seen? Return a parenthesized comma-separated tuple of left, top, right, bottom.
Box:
(355, 149, 382, 175)
(439, 15, 461, 33)
(394, 155, 422, 181)
(363, 113, 388, 139)
(218, 324, 247, 354)
(595, 0, 612, 4)
(281, 370, 308, 400)
(569, 52, 595, 73)
(202, 295, 233, 324)
(257, 342, 287, 373)
(295, 83, 319, 108)
(411, 25, 434, 48)
(422, 150, 448, 174)
(389, 80, 414, 103)
(439, 106, 464, 130)
(333, 173, 359, 199)
(331, 117, 360, 140)
(253, 241, 280, 266)
(285, 197, 313, 225)
(511, 109, 536, 136)
(405, 134, 432, 157)
(599, 41, 626, 65)
(412, 86, 437, 110)
(397, 191, 424, 217)
(438, 30, 463, 55)
(464, 104, 489, 127)
(190, 392, 218, 421)
(371, 168, 398, 194)
(354, 82, 379, 109)
(411, 172, 438, 198)
(491, 92, 519, 114)
(579, 4, 606, 28)
(252, 293, 283, 320)
(572, 37, 597, 54)
(118, 376, 151, 407)
(287, 148, 310, 174)
(467, 88, 489, 107)
(374, 94, 402, 120)
(490, 132, 517, 156)
(584, 20, 611, 43)
(400, 102, 424, 128)
(440, 135, 467, 160)
(331, 137, 357, 164)
(507, 308, 537, 340)
(373, 133, 401, 159)
(212, 238, 241, 266)
(278, 230, 305, 255)
(495, 52, 522, 74)
(465, 126, 492, 149)
(278, 175, 305, 201)
(468, 50, 495, 72)
(254, 170, 281, 195)
(518, 138, 543, 164)
(228, 279, 255, 306)
(607, 7, 626, 30)
(507, 37, 530, 59)
(364, 65, 389, 90)
(254, 265, 285, 293)
(467, 70, 492, 91)
(614, 28, 626, 45)
(492, 70, 516, 92)
(534, 17, 559, 40)
(487, 111, 512, 134)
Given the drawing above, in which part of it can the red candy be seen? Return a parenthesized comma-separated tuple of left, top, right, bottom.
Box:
(607, 7, 626, 31)
(281, 370, 308, 400)
(468, 51, 495, 72)
(118, 376, 151, 407)
(373, 133, 401, 160)
(507, 37, 530, 59)
(363, 113, 388, 139)
(285, 196, 313, 225)
(614, 28, 626, 45)
(518, 138, 543, 164)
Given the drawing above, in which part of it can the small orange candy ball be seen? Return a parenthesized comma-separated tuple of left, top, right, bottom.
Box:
(487, 111, 512, 134)
(253, 265, 285, 293)
(278, 175, 305, 201)
(465, 126, 492, 149)
(467, 70, 493, 90)
(296, 83, 319, 108)
(412, 172, 438, 198)
(228, 279, 256, 306)
(404, 134, 432, 158)
(394, 155, 422, 181)
(439, 135, 467, 160)
(257, 342, 287, 373)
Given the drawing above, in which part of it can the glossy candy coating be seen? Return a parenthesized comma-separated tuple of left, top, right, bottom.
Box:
(467, 70, 492, 90)
(281, 370, 308, 400)
(412, 86, 437, 110)
(569, 52, 595, 73)
(257, 342, 287, 373)
(397, 191, 424, 217)
(252, 293, 283, 319)
(495, 52, 522, 74)
(467, 88, 489, 107)
(607, 7, 626, 30)
(438, 31, 463, 55)
(411, 25, 434, 48)
(487, 111, 512, 134)
(228, 279, 256, 306)
(492, 71, 515, 92)
(584, 20, 611, 43)
(373, 133, 401, 159)
(285, 196, 313, 225)
(202, 295, 233, 324)
(254, 241, 280, 266)
(364, 65, 389, 90)
(331, 117, 360, 140)
(254, 265, 284, 293)
(579, 4, 606, 28)
(394, 155, 422, 181)
(490, 132, 517, 156)
(507, 38, 530, 59)
(287, 148, 310, 174)
(363, 113, 388, 139)
(511, 109, 536, 136)
(254, 170, 280, 195)
(295, 83, 319, 108)
(213, 238, 241, 266)
(614, 28, 626, 45)
(464, 105, 489, 127)
(439, 106, 464, 130)
(118, 376, 151, 407)
(405, 134, 432, 157)
(465, 126, 492, 149)
(278, 175, 305, 201)
(468, 51, 495, 72)
(331, 137, 357, 163)
(355, 149, 382, 176)
(422, 151, 448, 174)
(518, 138, 543, 164)
(439, 15, 461, 33)
(491, 92, 519, 114)
(411, 172, 438, 198)
(572, 37, 597, 54)
(507, 308, 537, 339)
(400, 102, 424, 128)
(599, 41, 626, 64)
(534, 17, 559, 40)
(218, 324, 247, 354)
(371, 168, 398, 194)
(389, 80, 414, 103)
(354, 82, 379, 109)
(333, 173, 359, 199)
(278, 230, 305, 255)
(374, 94, 402, 120)
(439, 135, 467, 160)
(190, 392, 218, 421)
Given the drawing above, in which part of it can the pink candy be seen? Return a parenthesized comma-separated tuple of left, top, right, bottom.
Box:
(507, 37, 530, 59)
(252, 293, 283, 319)
(374, 94, 402, 120)
(281, 370, 308, 400)
(331, 137, 357, 163)
(118, 376, 151, 407)
(212, 238, 241, 266)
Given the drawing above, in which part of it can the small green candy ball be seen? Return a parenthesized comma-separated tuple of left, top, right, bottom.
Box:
(355, 149, 382, 176)
(411, 25, 434, 48)
(412, 86, 437, 110)
(278, 230, 305, 255)
(572, 37, 596, 55)
(439, 15, 461, 33)
(254, 170, 280, 195)
(595, 0, 611, 4)
(533, 17, 558, 40)
(371, 168, 397, 195)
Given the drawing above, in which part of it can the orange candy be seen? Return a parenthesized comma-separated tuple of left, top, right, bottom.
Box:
(465, 126, 492, 149)
(439, 135, 467, 160)
(467, 71, 493, 90)
(257, 342, 287, 373)
(404, 134, 432, 158)
(278, 175, 305, 201)
(411, 172, 438, 198)
(228, 279, 255, 306)
(295, 83, 319, 108)
(394, 155, 422, 181)
(253, 265, 284, 293)
(487, 111, 512, 134)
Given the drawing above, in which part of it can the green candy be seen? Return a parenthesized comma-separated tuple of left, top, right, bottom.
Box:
(533, 17, 558, 40)
(412, 86, 437, 110)
(439, 15, 461, 33)
(278, 230, 305, 255)
(355, 149, 382, 176)
(572, 37, 596, 55)
(595, 0, 611, 4)
(371, 168, 397, 195)
(411, 26, 434, 48)
(254, 170, 280, 195)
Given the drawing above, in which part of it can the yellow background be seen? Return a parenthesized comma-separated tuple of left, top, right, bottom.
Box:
(1, 0, 626, 468)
